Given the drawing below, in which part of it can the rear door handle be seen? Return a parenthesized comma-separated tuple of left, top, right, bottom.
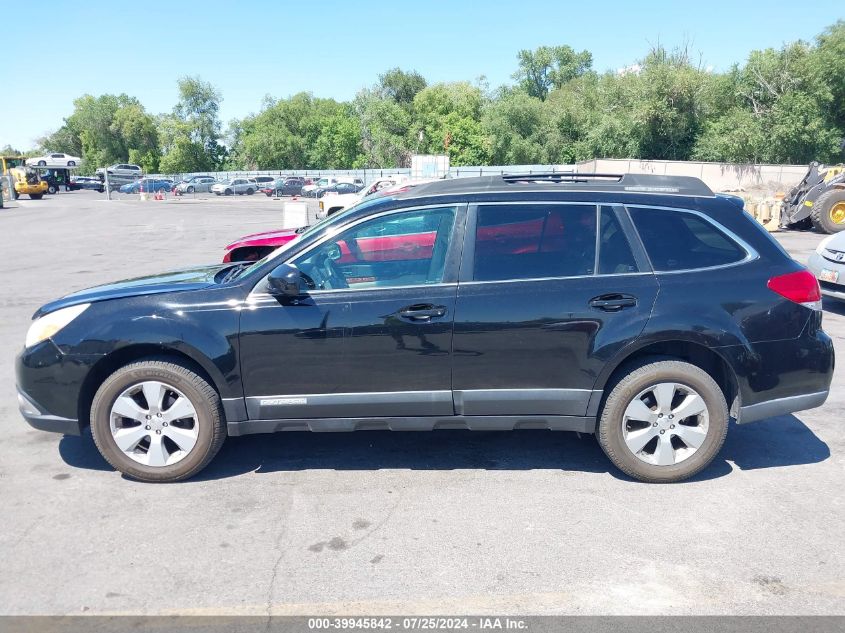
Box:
(589, 294, 637, 311)
(397, 304, 447, 321)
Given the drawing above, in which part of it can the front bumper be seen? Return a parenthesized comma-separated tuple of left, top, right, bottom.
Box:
(16, 340, 94, 435)
(17, 388, 83, 435)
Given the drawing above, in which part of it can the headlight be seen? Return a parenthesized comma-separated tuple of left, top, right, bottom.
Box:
(25, 303, 90, 348)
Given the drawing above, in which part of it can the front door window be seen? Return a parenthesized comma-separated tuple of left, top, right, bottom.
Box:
(292, 208, 457, 290)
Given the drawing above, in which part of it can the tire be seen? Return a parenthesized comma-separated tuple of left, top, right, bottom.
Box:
(90, 359, 226, 482)
(225, 189, 233, 196)
(47, 184, 57, 195)
(68, 160, 76, 167)
(246, 188, 254, 195)
(187, 186, 194, 194)
(37, 160, 46, 166)
(597, 359, 728, 483)
(812, 190, 845, 234)
(29, 193, 43, 200)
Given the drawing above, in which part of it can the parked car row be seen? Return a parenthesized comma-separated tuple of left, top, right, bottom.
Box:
(119, 178, 175, 194)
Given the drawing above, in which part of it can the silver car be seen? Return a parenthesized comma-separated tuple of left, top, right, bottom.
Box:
(97, 163, 143, 179)
(211, 178, 259, 196)
(807, 232, 845, 301)
(175, 176, 216, 194)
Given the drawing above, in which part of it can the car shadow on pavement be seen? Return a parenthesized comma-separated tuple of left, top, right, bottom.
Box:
(57, 413, 829, 483)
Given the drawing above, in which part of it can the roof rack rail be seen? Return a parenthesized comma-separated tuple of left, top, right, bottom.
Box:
(501, 172, 623, 183)
(500, 172, 714, 196)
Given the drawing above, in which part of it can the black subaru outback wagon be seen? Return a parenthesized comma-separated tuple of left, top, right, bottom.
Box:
(16, 174, 834, 482)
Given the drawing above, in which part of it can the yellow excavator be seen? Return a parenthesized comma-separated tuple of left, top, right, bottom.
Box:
(781, 162, 845, 234)
(0, 156, 48, 200)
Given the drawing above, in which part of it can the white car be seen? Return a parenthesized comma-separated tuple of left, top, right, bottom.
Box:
(807, 232, 845, 302)
(96, 164, 143, 179)
(211, 178, 259, 196)
(316, 176, 408, 219)
(27, 152, 81, 168)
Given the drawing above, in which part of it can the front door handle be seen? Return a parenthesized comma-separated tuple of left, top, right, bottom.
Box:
(397, 304, 447, 321)
(589, 294, 638, 312)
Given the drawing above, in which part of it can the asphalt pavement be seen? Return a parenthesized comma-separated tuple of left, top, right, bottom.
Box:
(0, 190, 843, 615)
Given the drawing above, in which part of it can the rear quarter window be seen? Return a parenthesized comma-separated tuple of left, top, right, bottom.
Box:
(628, 206, 747, 271)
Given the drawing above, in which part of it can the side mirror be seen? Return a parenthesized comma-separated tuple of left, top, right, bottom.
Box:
(267, 263, 302, 298)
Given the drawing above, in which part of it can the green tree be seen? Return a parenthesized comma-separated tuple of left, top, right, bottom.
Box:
(159, 77, 225, 173)
(355, 89, 414, 168)
(38, 94, 159, 174)
(412, 82, 491, 165)
(377, 68, 427, 109)
(482, 91, 550, 164)
(513, 45, 593, 100)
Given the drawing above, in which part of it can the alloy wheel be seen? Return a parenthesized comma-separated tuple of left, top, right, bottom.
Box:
(109, 380, 199, 467)
(621, 382, 709, 466)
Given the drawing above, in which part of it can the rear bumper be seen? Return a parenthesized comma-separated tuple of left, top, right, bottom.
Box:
(721, 313, 834, 423)
(17, 389, 83, 435)
(738, 390, 829, 424)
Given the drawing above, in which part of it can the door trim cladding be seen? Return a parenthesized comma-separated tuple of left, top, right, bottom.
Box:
(453, 388, 597, 416)
(738, 390, 829, 424)
(227, 414, 596, 436)
(245, 390, 454, 419)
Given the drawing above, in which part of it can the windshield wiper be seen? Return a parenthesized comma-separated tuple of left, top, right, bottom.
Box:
(218, 262, 251, 284)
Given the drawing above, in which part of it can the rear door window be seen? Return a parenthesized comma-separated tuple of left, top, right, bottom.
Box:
(471, 204, 597, 281)
(599, 207, 639, 274)
(628, 206, 746, 271)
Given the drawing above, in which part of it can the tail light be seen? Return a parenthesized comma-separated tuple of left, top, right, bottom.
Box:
(767, 270, 822, 310)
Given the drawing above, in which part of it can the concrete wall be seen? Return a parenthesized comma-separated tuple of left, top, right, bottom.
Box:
(577, 158, 808, 193)
(152, 159, 810, 193)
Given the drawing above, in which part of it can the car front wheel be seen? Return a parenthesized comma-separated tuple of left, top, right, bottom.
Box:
(90, 359, 226, 482)
(597, 359, 728, 483)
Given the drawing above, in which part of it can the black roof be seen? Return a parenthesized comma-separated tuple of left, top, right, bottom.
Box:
(399, 173, 715, 199)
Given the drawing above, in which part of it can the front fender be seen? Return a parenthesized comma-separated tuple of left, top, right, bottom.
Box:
(53, 289, 244, 400)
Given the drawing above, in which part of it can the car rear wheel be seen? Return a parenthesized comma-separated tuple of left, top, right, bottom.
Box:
(597, 360, 728, 483)
(246, 188, 254, 195)
(90, 359, 226, 482)
(187, 186, 194, 194)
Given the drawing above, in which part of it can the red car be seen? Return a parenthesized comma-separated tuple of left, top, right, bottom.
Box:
(221, 180, 437, 263)
(222, 227, 304, 262)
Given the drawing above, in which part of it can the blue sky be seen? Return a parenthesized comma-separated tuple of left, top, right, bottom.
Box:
(1, 0, 839, 150)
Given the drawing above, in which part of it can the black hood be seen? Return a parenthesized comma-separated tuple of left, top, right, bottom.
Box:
(34, 264, 230, 318)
